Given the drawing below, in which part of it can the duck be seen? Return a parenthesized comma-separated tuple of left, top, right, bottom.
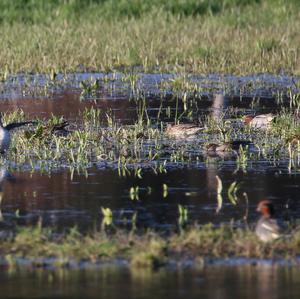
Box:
(165, 123, 203, 139)
(243, 113, 275, 129)
(0, 115, 36, 153)
(50, 121, 70, 137)
(205, 140, 250, 157)
(255, 200, 282, 242)
(24, 120, 70, 139)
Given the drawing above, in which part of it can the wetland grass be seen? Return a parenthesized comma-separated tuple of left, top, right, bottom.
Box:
(2, 104, 300, 173)
(0, 88, 300, 270)
(2, 223, 300, 269)
(0, 1, 299, 75)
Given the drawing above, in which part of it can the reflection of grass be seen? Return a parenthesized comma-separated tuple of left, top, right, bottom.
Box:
(2, 223, 300, 269)
(0, 1, 299, 74)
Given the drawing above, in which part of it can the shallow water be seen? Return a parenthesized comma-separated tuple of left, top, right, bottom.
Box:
(1, 72, 298, 99)
(1, 264, 300, 299)
(0, 72, 298, 121)
(0, 164, 299, 231)
(0, 73, 299, 230)
(1, 72, 300, 296)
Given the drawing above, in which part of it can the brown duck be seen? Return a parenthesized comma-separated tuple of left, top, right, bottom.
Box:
(243, 113, 275, 129)
(205, 140, 250, 157)
(165, 123, 203, 139)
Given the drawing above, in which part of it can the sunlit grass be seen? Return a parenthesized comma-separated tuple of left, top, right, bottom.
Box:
(0, 1, 299, 74)
(3, 104, 300, 174)
(2, 223, 300, 268)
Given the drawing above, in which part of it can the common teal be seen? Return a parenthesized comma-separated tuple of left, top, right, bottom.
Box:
(205, 140, 250, 157)
(255, 200, 282, 242)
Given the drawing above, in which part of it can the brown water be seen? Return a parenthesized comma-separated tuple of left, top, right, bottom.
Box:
(0, 73, 297, 121)
(0, 264, 300, 299)
(1, 166, 299, 231)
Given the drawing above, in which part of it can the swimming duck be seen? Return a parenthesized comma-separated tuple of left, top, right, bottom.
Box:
(0, 115, 36, 153)
(165, 123, 203, 139)
(205, 140, 250, 157)
(243, 113, 275, 129)
(255, 200, 282, 242)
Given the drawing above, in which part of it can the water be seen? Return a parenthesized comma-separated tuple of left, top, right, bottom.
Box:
(0, 73, 298, 121)
(1, 264, 300, 299)
(1, 73, 300, 297)
(1, 166, 299, 231)
(1, 72, 297, 99)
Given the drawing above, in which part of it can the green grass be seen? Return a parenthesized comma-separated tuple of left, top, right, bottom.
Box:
(0, 0, 262, 24)
(2, 223, 300, 269)
(0, 0, 299, 74)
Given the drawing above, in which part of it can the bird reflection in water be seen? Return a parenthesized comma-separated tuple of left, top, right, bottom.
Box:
(0, 166, 17, 235)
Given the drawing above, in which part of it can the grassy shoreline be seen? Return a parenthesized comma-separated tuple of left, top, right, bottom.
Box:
(0, 1, 299, 75)
(1, 224, 300, 269)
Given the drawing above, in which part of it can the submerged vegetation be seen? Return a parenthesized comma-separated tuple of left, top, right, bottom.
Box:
(0, 0, 299, 74)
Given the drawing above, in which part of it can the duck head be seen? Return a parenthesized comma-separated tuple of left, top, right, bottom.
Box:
(206, 143, 218, 152)
(243, 115, 254, 125)
(257, 200, 275, 218)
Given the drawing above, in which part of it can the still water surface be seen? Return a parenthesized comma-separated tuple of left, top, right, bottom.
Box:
(0, 264, 300, 299)
(1, 166, 300, 230)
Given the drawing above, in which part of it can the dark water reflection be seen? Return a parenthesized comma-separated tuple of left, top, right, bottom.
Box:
(0, 90, 288, 123)
(1, 264, 300, 299)
(1, 165, 300, 230)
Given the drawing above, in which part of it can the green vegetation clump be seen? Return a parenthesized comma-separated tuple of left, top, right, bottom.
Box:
(2, 224, 300, 268)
